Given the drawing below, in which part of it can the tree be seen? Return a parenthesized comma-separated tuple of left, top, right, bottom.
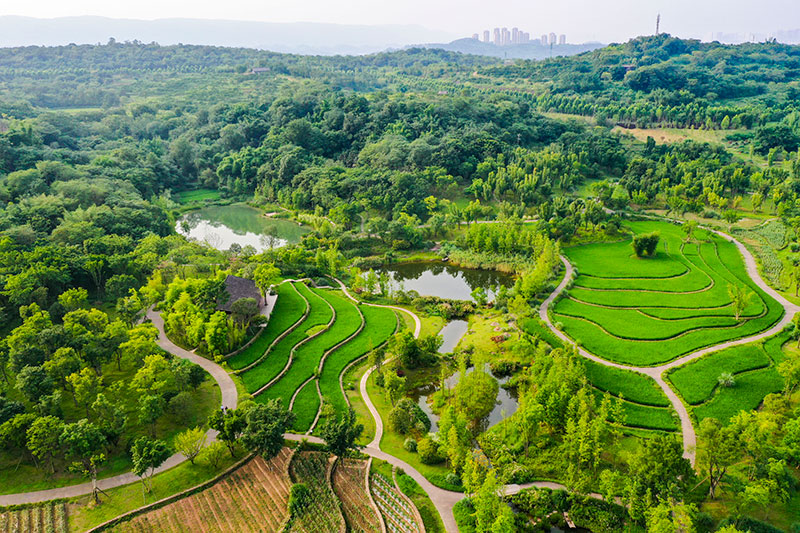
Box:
(727, 283, 751, 321)
(201, 441, 227, 468)
(208, 407, 247, 457)
(58, 288, 88, 311)
(92, 393, 127, 446)
(60, 419, 107, 504)
(471, 287, 488, 307)
(173, 427, 206, 465)
(453, 365, 499, 426)
(130, 436, 172, 497)
(139, 394, 166, 437)
(631, 231, 660, 257)
(16, 365, 54, 404)
(131, 353, 176, 396)
(682, 220, 698, 242)
(722, 209, 741, 229)
(383, 369, 406, 406)
(67, 368, 101, 419)
(231, 297, 260, 328)
(241, 400, 294, 460)
(253, 263, 281, 297)
(27, 415, 64, 473)
(322, 408, 363, 464)
(697, 418, 740, 499)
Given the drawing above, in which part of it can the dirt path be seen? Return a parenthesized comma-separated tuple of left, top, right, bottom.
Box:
(540, 230, 800, 465)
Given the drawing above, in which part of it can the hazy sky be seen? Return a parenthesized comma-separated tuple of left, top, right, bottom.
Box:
(3, 0, 800, 43)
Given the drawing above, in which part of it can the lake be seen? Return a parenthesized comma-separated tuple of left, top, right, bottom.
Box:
(381, 261, 513, 302)
(176, 204, 308, 252)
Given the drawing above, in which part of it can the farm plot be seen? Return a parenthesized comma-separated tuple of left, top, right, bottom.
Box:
(552, 221, 782, 365)
(241, 283, 332, 393)
(370, 472, 423, 533)
(109, 449, 293, 533)
(668, 330, 790, 424)
(287, 452, 345, 533)
(257, 288, 362, 430)
(291, 379, 320, 433)
(228, 282, 307, 370)
(319, 305, 397, 417)
(590, 389, 677, 432)
(0, 502, 67, 533)
(332, 458, 382, 533)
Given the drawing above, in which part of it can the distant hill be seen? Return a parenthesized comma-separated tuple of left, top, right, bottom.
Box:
(0, 16, 456, 55)
(415, 38, 605, 60)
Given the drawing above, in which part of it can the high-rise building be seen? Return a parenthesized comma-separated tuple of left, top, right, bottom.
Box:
(472, 33, 479, 40)
(483, 30, 491, 43)
(558, 34, 566, 45)
(493, 28, 501, 45)
(512, 27, 519, 44)
(549, 32, 557, 45)
(541, 34, 548, 45)
(502, 27, 510, 45)
(522, 32, 530, 43)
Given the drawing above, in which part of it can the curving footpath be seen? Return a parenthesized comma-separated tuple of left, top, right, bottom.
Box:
(540, 229, 800, 465)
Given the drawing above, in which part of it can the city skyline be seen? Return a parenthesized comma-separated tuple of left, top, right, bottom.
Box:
(472, 27, 567, 46)
(2, 0, 800, 44)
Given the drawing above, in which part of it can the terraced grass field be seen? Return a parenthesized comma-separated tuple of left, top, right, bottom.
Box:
(552, 221, 783, 365)
(258, 288, 362, 430)
(228, 282, 307, 370)
(584, 360, 670, 407)
(241, 283, 332, 393)
(668, 330, 790, 423)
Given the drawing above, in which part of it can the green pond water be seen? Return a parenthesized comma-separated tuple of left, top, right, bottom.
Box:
(176, 204, 308, 252)
(381, 261, 513, 302)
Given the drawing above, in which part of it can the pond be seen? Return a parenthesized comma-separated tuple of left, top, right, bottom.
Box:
(381, 261, 513, 302)
(176, 204, 308, 252)
(437, 320, 468, 354)
(410, 362, 518, 433)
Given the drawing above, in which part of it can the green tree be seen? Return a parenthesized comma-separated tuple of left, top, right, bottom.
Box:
(130, 436, 172, 497)
(322, 408, 363, 465)
(697, 418, 740, 499)
(241, 400, 294, 460)
(138, 394, 166, 437)
(727, 283, 751, 321)
(16, 365, 54, 404)
(383, 369, 406, 406)
(174, 427, 207, 465)
(67, 368, 101, 419)
(631, 231, 660, 257)
(27, 415, 64, 473)
(60, 419, 107, 504)
(208, 407, 247, 457)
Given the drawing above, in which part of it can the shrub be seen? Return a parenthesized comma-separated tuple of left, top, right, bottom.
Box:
(289, 483, 310, 516)
(632, 231, 660, 257)
(403, 438, 417, 452)
(717, 372, 735, 388)
(445, 472, 461, 486)
(417, 437, 444, 465)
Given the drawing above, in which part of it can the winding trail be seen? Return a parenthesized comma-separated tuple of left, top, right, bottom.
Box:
(540, 229, 800, 464)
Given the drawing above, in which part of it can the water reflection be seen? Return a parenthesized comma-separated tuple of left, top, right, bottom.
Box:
(381, 261, 513, 302)
(409, 363, 518, 433)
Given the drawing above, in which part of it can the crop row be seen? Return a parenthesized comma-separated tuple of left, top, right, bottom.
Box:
(332, 459, 382, 533)
(112, 450, 293, 533)
(370, 472, 421, 533)
(0, 503, 67, 533)
(583, 360, 670, 407)
(288, 452, 345, 533)
(228, 282, 307, 370)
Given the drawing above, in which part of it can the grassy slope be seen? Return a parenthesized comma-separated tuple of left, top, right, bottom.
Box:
(228, 282, 306, 370)
(584, 360, 670, 407)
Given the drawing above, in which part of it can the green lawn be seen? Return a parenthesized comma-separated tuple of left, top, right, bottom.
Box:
(240, 283, 332, 392)
(290, 379, 320, 433)
(175, 188, 221, 204)
(553, 221, 783, 365)
(584, 360, 670, 407)
(228, 282, 307, 370)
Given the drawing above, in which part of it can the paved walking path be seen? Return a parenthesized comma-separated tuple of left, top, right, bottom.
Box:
(539, 229, 800, 465)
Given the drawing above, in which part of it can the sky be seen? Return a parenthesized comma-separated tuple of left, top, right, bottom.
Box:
(2, 0, 800, 43)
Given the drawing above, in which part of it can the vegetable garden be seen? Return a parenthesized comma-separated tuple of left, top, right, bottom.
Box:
(287, 452, 345, 533)
(370, 471, 423, 533)
(331, 458, 382, 533)
(552, 220, 783, 366)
